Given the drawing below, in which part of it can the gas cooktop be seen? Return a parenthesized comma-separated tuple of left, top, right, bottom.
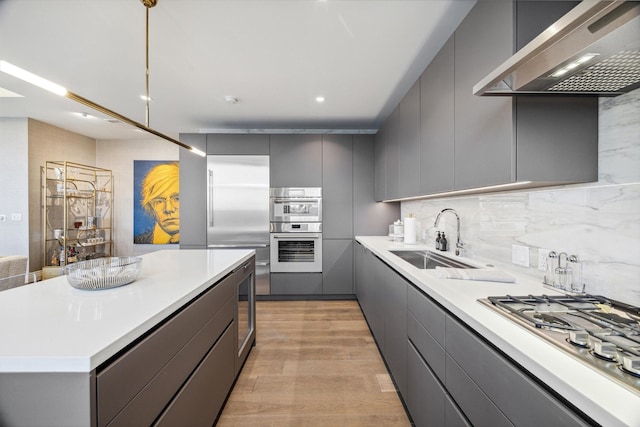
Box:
(479, 294, 640, 394)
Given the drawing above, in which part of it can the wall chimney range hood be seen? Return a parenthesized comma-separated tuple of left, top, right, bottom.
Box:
(474, 0, 640, 97)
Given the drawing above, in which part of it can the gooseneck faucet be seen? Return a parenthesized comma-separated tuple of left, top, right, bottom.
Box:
(434, 208, 464, 256)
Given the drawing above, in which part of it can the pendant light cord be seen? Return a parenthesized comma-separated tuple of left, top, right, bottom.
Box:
(145, 5, 151, 127)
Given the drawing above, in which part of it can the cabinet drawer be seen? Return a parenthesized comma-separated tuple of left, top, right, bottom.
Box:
(154, 325, 235, 426)
(105, 298, 234, 426)
(445, 316, 588, 427)
(97, 273, 235, 426)
(407, 312, 445, 382)
(407, 285, 445, 346)
(446, 353, 512, 427)
(407, 342, 446, 427)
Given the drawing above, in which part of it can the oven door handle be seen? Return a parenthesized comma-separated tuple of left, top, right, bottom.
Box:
(272, 235, 320, 239)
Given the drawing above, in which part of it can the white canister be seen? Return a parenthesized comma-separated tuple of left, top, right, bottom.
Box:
(404, 214, 417, 245)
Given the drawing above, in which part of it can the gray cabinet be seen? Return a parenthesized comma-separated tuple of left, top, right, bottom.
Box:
(355, 245, 592, 426)
(374, 126, 387, 201)
(95, 265, 247, 427)
(420, 35, 455, 194)
(445, 316, 588, 427)
(270, 134, 322, 187)
(376, 0, 597, 199)
(270, 272, 323, 295)
(399, 80, 421, 197)
(206, 134, 269, 155)
(355, 245, 407, 396)
(322, 135, 353, 239)
(322, 239, 353, 295)
(407, 343, 447, 427)
(453, 0, 515, 189)
(353, 135, 400, 236)
(381, 263, 408, 397)
(178, 133, 207, 249)
(385, 107, 401, 200)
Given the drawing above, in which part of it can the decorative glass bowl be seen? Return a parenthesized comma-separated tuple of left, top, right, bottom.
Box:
(65, 257, 142, 290)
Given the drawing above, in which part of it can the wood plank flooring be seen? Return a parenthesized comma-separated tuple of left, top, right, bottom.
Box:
(217, 300, 411, 426)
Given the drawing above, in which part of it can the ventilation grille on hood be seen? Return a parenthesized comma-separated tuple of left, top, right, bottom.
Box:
(548, 50, 640, 92)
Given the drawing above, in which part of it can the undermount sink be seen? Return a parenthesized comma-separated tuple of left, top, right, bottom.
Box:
(390, 250, 476, 270)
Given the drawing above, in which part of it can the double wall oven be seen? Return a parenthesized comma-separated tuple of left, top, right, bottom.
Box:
(269, 188, 322, 273)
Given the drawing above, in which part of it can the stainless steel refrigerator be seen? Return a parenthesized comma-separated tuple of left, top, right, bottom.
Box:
(207, 155, 270, 295)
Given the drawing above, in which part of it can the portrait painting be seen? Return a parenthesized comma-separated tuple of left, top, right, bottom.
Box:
(133, 160, 180, 244)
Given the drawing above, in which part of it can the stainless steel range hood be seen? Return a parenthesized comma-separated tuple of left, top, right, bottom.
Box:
(474, 0, 640, 96)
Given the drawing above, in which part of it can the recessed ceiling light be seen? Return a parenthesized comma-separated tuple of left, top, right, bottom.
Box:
(316, 96, 325, 103)
(224, 96, 239, 104)
(75, 112, 95, 119)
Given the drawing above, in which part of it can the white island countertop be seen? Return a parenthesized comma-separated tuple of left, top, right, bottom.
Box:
(357, 236, 640, 427)
(0, 249, 253, 373)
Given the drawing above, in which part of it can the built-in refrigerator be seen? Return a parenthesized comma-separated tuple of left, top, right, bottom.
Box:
(207, 155, 270, 295)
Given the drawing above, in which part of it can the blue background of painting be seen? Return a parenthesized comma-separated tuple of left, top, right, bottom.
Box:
(133, 160, 173, 240)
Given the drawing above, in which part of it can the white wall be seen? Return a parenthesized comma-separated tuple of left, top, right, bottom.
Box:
(402, 88, 640, 306)
(0, 118, 29, 259)
(96, 138, 179, 257)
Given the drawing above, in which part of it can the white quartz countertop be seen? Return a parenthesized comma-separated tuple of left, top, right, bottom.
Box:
(0, 249, 253, 373)
(356, 236, 640, 427)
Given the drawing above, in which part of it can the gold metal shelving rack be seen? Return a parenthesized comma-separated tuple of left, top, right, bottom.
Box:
(43, 161, 113, 268)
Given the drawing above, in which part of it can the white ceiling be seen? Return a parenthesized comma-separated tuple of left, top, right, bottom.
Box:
(0, 0, 475, 140)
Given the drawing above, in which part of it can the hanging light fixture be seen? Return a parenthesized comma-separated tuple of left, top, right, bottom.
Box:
(0, 0, 205, 157)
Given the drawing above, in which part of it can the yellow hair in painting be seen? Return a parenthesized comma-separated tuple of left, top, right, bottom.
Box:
(141, 162, 180, 216)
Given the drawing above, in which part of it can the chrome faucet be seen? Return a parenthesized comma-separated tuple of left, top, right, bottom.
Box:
(434, 208, 464, 256)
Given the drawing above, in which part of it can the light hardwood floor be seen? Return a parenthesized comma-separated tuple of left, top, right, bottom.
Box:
(217, 300, 411, 426)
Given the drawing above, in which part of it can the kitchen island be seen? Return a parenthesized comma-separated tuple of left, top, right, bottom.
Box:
(0, 249, 255, 426)
(356, 236, 639, 427)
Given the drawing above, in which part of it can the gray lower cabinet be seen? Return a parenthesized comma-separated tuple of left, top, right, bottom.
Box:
(94, 261, 255, 427)
(355, 244, 592, 427)
(270, 272, 323, 295)
(322, 239, 353, 295)
(381, 263, 407, 397)
(445, 316, 589, 427)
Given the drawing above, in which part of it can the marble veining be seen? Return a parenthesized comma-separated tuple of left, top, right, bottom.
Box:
(403, 89, 640, 306)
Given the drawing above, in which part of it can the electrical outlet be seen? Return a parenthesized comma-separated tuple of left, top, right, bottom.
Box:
(11, 213, 22, 221)
(538, 248, 551, 271)
(511, 244, 530, 267)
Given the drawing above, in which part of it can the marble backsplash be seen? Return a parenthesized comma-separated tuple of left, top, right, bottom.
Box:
(402, 89, 640, 306)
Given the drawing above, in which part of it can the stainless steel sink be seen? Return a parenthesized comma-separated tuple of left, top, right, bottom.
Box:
(389, 250, 476, 269)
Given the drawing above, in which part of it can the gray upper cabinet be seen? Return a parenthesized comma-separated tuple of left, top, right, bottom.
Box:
(322, 135, 353, 239)
(206, 134, 269, 155)
(453, 0, 515, 190)
(377, 0, 597, 199)
(385, 106, 401, 200)
(270, 134, 322, 188)
(354, 135, 400, 236)
(399, 80, 421, 197)
(374, 126, 387, 201)
(178, 133, 207, 249)
(420, 35, 455, 195)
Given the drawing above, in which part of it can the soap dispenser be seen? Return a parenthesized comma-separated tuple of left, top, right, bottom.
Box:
(435, 232, 441, 250)
(440, 233, 448, 251)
